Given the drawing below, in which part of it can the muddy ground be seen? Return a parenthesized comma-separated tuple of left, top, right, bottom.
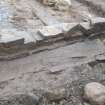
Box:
(1, 0, 105, 105)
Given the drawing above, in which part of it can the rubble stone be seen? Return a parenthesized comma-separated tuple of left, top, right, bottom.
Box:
(84, 82, 105, 105)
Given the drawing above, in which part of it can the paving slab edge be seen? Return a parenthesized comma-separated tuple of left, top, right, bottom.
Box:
(0, 17, 105, 60)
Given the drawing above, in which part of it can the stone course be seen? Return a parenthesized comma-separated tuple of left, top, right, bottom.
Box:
(0, 17, 105, 59)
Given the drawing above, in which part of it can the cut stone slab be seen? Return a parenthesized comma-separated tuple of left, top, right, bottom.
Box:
(95, 54, 105, 61)
(0, 30, 24, 46)
(90, 17, 105, 33)
(37, 22, 90, 40)
(38, 26, 63, 39)
(0, 35, 24, 46)
(55, 23, 79, 32)
(53, 22, 92, 36)
(79, 22, 92, 35)
(14, 30, 36, 44)
(0, 29, 36, 45)
(63, 24, 84, 38)
(79, 22, 90, 30)
(27, 29, 44, 43)
(91, 17, 105, 25)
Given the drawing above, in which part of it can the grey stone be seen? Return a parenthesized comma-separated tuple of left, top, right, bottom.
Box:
(84, 82, 105, 105)
(32, 32, 43, 41)
(90, 17, 105, 33)
(13, 30, 36, 44)
(0, 29, 24, 46)
(38, 26, 63, 39)
(95, 54, 105, 61)
(64, 24, 84, 38)
(79, 22, 92, 35)
(91, 17, 105, 25)
(0, 29, 36, 45)
(27, 29, 44, 44)
(79, 22, 91, 31)
(51, 23, 78, 32)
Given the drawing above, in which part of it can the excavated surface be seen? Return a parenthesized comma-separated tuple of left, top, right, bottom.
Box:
(1, 0, 105, 105)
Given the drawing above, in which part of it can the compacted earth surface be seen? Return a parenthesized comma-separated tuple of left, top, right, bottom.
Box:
(1, 0, 105, 105)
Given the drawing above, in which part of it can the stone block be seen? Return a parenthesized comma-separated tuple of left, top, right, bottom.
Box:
(79, 22, 92, 35)
(38, 26, 63, 39)
(57, 23, 79, 32)
(0, 32, 24, 46)
(90, 17, 105, 33)
(0, 29, 36, 46)
(63, 23, 84, 38)
(91, 17, 105, 25)
(14, 30, 36, 44)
